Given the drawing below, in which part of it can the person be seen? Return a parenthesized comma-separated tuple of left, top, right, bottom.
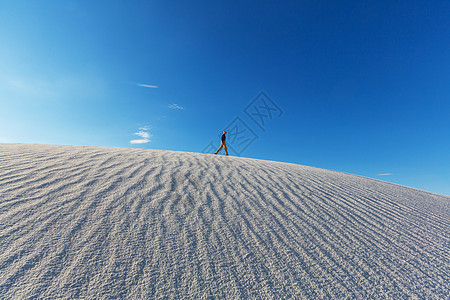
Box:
(214, 130, 228, 155)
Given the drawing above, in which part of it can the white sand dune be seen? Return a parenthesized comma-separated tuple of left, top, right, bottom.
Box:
(0, 143, 449, 299)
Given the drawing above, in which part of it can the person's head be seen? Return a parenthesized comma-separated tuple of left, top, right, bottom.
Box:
(223, 130, 227, 134)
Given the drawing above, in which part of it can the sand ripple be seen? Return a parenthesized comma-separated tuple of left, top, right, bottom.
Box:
(0, 144, 449, 299)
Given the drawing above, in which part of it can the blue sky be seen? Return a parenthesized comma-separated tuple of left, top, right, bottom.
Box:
(1, 0, 449, 196)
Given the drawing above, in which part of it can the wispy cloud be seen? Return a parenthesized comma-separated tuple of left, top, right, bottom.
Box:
(130, 126, 152, 144)
(136, 83, 159, 88)
(378, 173, 392, 176)
(169, 104, 183, 110)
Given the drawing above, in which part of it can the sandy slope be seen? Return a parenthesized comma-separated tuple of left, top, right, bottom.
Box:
(0, 144, 449, 299)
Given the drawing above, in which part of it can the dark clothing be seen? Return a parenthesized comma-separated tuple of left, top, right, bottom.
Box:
(215, 133, 229, 155)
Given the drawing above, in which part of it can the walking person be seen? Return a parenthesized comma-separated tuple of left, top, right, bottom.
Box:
(214, 131, 229, 156)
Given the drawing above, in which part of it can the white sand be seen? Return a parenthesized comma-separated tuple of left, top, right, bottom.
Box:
(0, 143, 449, 299)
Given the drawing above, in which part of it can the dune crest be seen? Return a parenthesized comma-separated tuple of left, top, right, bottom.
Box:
(0, 144, 449, 298)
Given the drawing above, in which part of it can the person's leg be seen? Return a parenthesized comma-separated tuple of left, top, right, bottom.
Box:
(224, 143, 228, 156)
(214, 144, 223, 154)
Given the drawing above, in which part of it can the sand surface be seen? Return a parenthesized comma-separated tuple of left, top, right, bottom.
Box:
(0, 143, 449, 299)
